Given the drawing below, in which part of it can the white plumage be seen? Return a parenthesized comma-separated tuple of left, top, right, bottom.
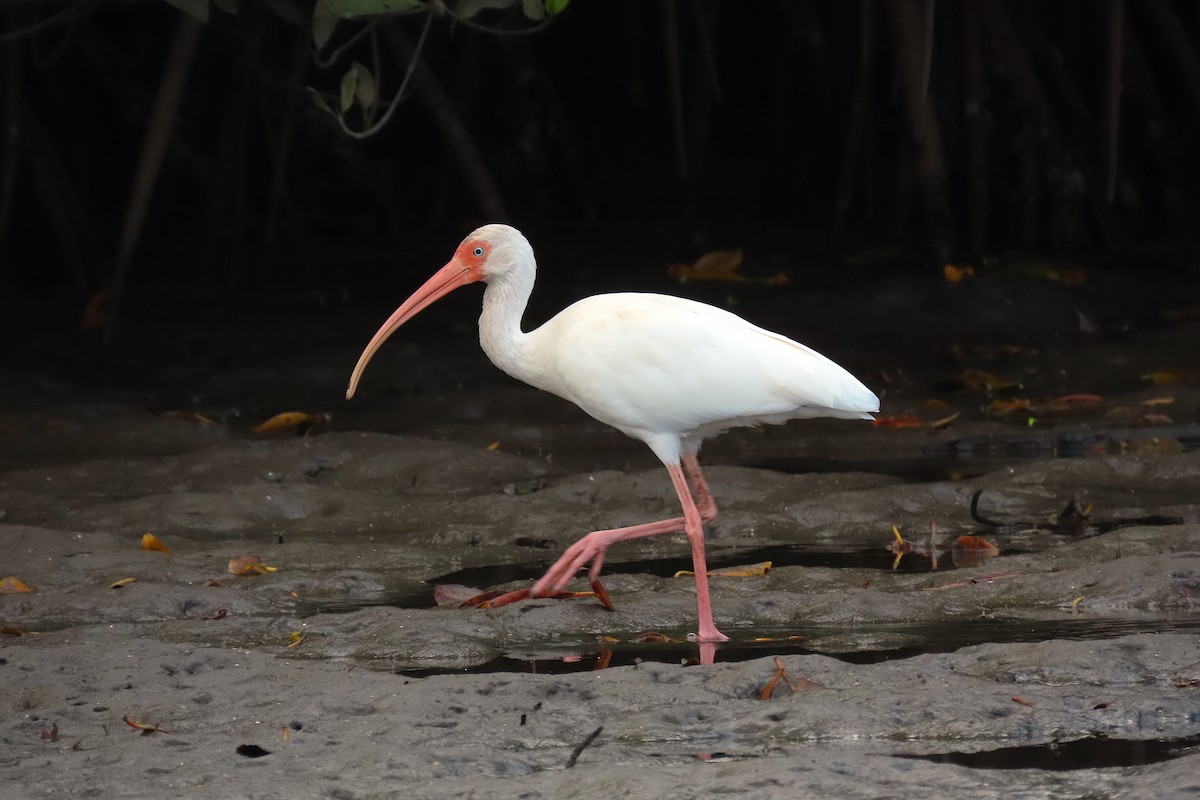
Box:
(347, 224, 878, 643)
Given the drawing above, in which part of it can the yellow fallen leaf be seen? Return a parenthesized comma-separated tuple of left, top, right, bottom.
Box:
(1142, 397, 1174, 406)
(228, 555, 279, 575)
(674, 561, 772, 578)
(160, 410, 219, 425)
(140, 532, 169, 554)
(486, 441, 501, 451)
(286, 631, 306, 649)
(669, 250, 746, 283)
(0, 576, 33, 593)
(929, 411, 961, 428)
(960, 369, 1022, 392)
(1141, 370, 1190, 385)
(110, 577, 137, 589)
(943, 263, 975, 282)
(253, 411, 330, 434)
(1070, 595, 1085, 609)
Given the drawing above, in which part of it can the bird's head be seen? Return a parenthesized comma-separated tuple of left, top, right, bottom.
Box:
(345, 224, 531, 399)
(455, 224, 532, 281)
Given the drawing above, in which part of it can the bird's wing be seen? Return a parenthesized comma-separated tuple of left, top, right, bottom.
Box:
(532, 293, 877, 439)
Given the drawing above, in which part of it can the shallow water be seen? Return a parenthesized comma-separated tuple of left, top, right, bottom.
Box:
(393, 614, 1200, 676)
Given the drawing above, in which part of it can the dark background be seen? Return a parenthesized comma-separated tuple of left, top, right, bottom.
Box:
(2, 0, 1199, 385)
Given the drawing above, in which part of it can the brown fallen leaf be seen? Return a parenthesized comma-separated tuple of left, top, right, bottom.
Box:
(227, 555, 278, 576)
(630, 632, 674, 643)
(80, 288, 109, 329)
(988, 398, 1033, 414)
(140, 532, 169, 554)
(252, 412, 330, 435)
(1052, 393, 1104, 407)
(760, 657, 797, 700)
(122, 715, 168, 734)
(486, 440, 501, 451)
(872, 413, 926, 429)
(110, 577, 137, 589)
(0, 576, 33, 594)
(952, 535, 1001, 568)
(2, 625, 36, 636)
(667, 250, 788, 285)
(41, 724, 58, 742)
(1011, 696, 1036, 708)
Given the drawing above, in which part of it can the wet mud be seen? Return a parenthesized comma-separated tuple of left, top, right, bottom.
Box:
(2, 249, 1200, 798)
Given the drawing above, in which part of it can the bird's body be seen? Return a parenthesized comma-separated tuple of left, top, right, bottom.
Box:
(347, 224, 878, 643)
(487, 291, 876, 463)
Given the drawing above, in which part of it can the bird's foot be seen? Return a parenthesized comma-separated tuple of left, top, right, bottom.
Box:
(470, 580, 614, 611)
(688, 626, 730, 643)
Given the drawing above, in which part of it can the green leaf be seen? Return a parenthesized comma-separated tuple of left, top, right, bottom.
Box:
(312, 0, 338, 49)
(306, 87, 336, 116)
(339, 68, 358, 114)
(351, 62, 377, 111)
(322, 0, 425, 19)
(544, 0, 568, 15)
(520, 0, 545, 21)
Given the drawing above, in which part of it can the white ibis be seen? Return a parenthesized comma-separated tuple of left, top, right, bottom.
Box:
(347, 224, 878, 642)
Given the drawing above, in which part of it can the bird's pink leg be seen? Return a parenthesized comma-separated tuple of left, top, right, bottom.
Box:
(531, 453, 719, 596)
(665, 461, 728, 641)
(527, 455, 729, 641)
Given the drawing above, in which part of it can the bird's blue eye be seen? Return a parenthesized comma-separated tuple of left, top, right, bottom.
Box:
(472, 246, 485, 257)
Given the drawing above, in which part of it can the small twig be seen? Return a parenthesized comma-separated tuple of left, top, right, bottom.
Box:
(330, 10, 435, 140)
(969, 489, 1007, 528)
(929, 520, 939, 571)
(564, 726, 603, 768)
(0, 0, 97, 43)
(312, 19, 378, 69)
(442, 5, 553, 36)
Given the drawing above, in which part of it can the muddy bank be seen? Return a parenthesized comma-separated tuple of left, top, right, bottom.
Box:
(3, 255, 1200, 797)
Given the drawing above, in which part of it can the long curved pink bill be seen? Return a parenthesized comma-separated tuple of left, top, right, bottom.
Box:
(346, 260, 480, 399)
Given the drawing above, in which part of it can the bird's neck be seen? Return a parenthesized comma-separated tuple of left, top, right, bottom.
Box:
(478, 270, 543, 386)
